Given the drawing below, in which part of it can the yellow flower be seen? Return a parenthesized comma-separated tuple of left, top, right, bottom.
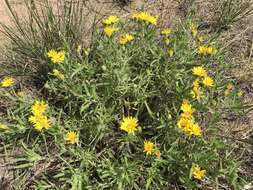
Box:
(206, 47, 217, 55)
(119, 34, 134, 45)
(177, 117, 192, 131)
(16, 91, 25, 97)
(192, 79, 200, 88)
(104, 26, 119, 37)
(197, 46, 206, 55)
(77, 45, 82, 53)
(143, 140, 154, 155)
(154, 150, 161, 158)
(66, 131, 78, 144)
(197, 46, 217, 55)
(1, 77, 14, 87)
(47, 50, 65, 64)
(31, 100, 48, 116)
(237, 90, 243, 97)
(168, 49, 174, 57)
(102, 15, 119, 25)
(192, 165, 205, 180)
(29, 115, 50, 131)
(197, 35, 204, 43)
(224, 83, 234, 96)
(191, 86, 202, 100)
(161, 28, 172, 36)
(132, 12, 157, 25)
(190, 123, 202, 136)
(190, 23, 197, 37)
(52, 69, 65, 80)
(192, 66, 207, 77)
(202, 76, 214, 87)
(164, 38, 170, 45)
(0, 123, 9, 130)
(120, 116, 138, 135)
(181, 100, 195, 117)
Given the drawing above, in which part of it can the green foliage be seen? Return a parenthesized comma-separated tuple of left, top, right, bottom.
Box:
(0, 0, 89, 83)
(0, 2, 250, 190)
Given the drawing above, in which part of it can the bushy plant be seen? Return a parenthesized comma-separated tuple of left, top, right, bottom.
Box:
(0, 7, 249, 190)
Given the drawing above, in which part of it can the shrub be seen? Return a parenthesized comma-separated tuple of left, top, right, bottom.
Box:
(0, 6, 249, 190)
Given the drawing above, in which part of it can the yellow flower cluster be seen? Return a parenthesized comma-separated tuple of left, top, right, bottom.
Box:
(143, 140, 161, 158)
(177, 100, 202, 136)
(102, 15, 119, 25)
(102, 15, 119, 37)
(120, 116, 138, 135)
(65, 131, 78, 144)
(132, 12, 157, 25)
(1, 77, 14, 88)
(197, 46, 217, 55)
(192, 165, 206, 180)
(28, 100, 51, 131)
(47, 50, 65, 64)
(119, 33, 134, 45)
(192, 66, 214, 90)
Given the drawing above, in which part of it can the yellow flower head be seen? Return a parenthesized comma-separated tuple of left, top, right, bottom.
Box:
(1, 77, 14, 87)
(143, 140, 154, 155)
(191, 86, 202, 100)
(31, 100, 48, 116)
(237, 90, 243, 97)
(197, 35, 204, 43)
(197, 46, 217, 55)
(17, 91, 25, 97)
(119, 34, 134, 45)
(47, 50, 65, 64)
(0, 123, 9, 130)
(132, 12, 157, 25)
(29, 115, 50, 131)
(190, 123, 202, 136)
(155, 150, 161, 158)
(202, 76, 214, 87)
(206, 47, 217, 55)
(177, 117, 192, 131)
(168, 49, 174, 57)
(120, 116, 138, 135)
(197, 46, 206, 55)
(226, 83, 234, 91)
(177, 116, 202, 137)
(189, 23, 197, 36)
(181, 100, 195, 117)
(104, 26, 119, 37)
(161, 28, 172, 36)
(52, 69, 65, 80)
(66, 131, 78, 144)
(192, 79, 200, 88)
(102, 15, 119, 25)
(192, 66, 207, 77)
(192, 165, 205, 180)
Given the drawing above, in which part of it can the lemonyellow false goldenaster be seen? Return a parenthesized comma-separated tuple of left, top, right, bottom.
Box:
(66, 131, 78, 144)
(1, 77, 14, 87)
(143, 140, 154, 155)
(120, 116, 138, 135)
